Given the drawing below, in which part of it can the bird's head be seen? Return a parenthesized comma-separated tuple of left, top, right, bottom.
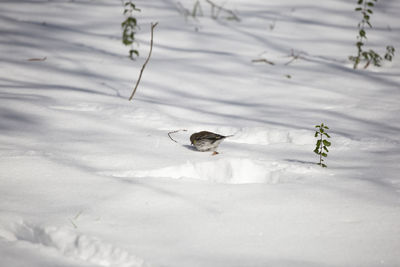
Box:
(190, 133, 197, 145)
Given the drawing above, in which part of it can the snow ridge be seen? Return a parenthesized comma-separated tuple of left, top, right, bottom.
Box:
(5, 222, 149, 267)
(104, 157, 318, 184)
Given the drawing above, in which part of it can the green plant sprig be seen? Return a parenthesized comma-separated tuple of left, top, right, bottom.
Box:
(349, 0, 395, 69)
(314, 123, 331, 168)
(122, 1, 141, 60)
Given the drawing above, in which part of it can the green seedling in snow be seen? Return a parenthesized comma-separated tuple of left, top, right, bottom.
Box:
(122, 1, 141, 60)
(349, 0, 395, 69)
(314, 123, 331, 168)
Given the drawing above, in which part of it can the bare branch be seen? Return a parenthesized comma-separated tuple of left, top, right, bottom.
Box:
(168, 129, 187, 143)
(284, 49, 304, 66)
(129, 22, 158, 101)
(205, 0, 240, 21)
(252, 58, 275, 65)
(28, 57, 47, 62)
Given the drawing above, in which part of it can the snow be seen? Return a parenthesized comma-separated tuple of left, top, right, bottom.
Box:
(1, 0, 400, 266)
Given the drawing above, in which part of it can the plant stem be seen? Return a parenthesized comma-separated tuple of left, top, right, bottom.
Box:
(319, 134, 323, 164)
(353, 1, 369, 69)
(129, 22, 158, 101)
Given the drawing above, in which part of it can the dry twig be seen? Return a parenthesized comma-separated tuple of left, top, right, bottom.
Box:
(205, 0, 240, 21)
(192, 0, 203, 17)
(28, 57, 47, 62)
(129, 22, 158, 101)
(285, 49, 304, 66)
(252, 58, 275, 65)
(168, 129, 187, 143)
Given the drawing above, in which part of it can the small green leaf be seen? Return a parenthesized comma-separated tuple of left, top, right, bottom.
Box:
(367, 2, 374, 6)
(386, 45, 395, 54)
(323, 146, 329, 152)
(355, 7, 362, 11)
(323, 140, 331, 146)
(322, 153, 328, 157)
(130, 3, 141, 11)
(384, 46, 395, 61)
(324, 133, 331, 138)
(317, 163, 327, 168)
(367, 9, 373, 14)
(315, 132, 319, 137)
(126, 17, 137, 26)
(129, 49, 139, 59)
(359, 29, 366, 37)
(316, 140, 322, 148)
(122, 38, 133, 45)
(357, 0, 363, 4)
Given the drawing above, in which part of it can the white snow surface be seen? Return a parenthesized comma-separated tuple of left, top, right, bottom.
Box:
(1, 0, 400, 266)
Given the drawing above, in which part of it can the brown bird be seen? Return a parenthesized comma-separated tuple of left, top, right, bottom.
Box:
(190, 131, 233, 153)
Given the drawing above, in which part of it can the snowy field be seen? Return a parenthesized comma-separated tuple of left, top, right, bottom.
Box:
(1, 0, 400, 266)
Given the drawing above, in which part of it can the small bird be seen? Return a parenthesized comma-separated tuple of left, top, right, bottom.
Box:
(190, 131, 233, 153)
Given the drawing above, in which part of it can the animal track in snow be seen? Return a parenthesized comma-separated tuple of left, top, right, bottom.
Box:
(49, 103, 103, 112)
(2, 222, 149, 267)
(204, 126, 352, 150)
(227, 127, 315, 146)
(105, 158, 317, 184)
(189, 127, 317, 146)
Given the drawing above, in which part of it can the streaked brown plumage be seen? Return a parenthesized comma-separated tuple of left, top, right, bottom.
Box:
(190, 131, 232, 152)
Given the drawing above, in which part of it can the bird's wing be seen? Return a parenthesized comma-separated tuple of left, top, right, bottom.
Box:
(202, 133, 225, 142)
